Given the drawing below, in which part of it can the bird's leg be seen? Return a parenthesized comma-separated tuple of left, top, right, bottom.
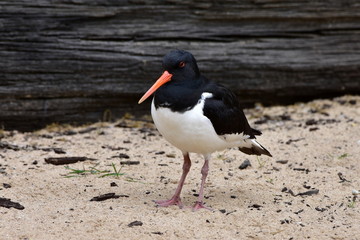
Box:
(155, 153, 191, 208)
(192, 155, 212, 211)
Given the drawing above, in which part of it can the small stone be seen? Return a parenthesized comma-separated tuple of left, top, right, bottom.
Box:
(276, 160, 288, 164)
(315, 207, 326, 212)
(239, 159, 251, 170)
(305, 119, 317, 125)
(248, 204, 262, 209)
(54, 148, 66, 154)
(128, 220, 143, 227)
(119, 153, 130, 159)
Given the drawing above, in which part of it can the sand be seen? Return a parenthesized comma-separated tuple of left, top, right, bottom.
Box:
(0, 95, 359, 240)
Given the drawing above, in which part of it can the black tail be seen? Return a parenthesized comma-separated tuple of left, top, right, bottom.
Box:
(251, 128, 262, 136)
(239, 139, 272, 157)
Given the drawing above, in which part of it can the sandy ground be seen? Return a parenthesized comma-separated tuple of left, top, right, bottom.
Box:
(0, 95, 359, 240)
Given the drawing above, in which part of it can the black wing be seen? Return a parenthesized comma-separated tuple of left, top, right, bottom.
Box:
(203, 82, 261, 138)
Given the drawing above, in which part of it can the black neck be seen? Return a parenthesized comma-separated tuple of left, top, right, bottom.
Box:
(154, 76, 206, 112)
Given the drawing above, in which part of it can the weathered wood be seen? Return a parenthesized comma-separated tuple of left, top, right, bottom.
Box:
(0, 197, 25, 210)
(1, 1, 360, 131)
(44, 156, 96, 165)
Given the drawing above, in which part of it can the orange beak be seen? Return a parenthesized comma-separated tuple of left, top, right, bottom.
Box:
(138, 71, 173, 104)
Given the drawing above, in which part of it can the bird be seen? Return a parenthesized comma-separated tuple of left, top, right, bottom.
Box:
(138, 50, 272, 211)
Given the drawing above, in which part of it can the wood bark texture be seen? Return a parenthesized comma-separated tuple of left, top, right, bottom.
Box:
(1, 1, 360, 130)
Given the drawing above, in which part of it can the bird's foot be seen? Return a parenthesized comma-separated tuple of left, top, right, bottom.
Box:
(154, 197, 184, 209)
(192, 201, 213, 211)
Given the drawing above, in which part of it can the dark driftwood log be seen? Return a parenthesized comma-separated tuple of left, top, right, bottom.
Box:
(1, 1, 360, 131)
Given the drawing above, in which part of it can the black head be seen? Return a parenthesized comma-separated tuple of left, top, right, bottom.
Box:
(162, 50, 200, 82)
(138, 50, 201, 104)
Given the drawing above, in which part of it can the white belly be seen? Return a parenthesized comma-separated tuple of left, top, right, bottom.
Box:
(151, 93, 245, 155)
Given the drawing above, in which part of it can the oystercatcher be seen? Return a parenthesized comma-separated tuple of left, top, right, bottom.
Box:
(138, 50, 272, 211)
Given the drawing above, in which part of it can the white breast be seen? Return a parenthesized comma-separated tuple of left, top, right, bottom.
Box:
(151, 93, 248, 155)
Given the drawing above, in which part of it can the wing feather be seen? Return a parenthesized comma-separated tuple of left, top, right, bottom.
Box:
(203, 82, 260, 138)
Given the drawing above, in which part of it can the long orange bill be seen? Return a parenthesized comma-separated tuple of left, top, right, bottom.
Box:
(138, 70, 173, 104)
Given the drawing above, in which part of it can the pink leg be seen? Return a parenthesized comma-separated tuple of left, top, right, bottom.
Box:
(155, 153, 191, 208)
(193, 156, 212, 211)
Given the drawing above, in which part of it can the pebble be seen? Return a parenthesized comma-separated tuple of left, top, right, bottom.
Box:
(239, 159, 251, 170)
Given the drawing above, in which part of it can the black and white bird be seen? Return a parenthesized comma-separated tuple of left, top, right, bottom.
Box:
(138, 50, 272, 211)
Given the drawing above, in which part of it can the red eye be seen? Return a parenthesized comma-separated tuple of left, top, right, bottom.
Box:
(179, 61, 186, 68)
